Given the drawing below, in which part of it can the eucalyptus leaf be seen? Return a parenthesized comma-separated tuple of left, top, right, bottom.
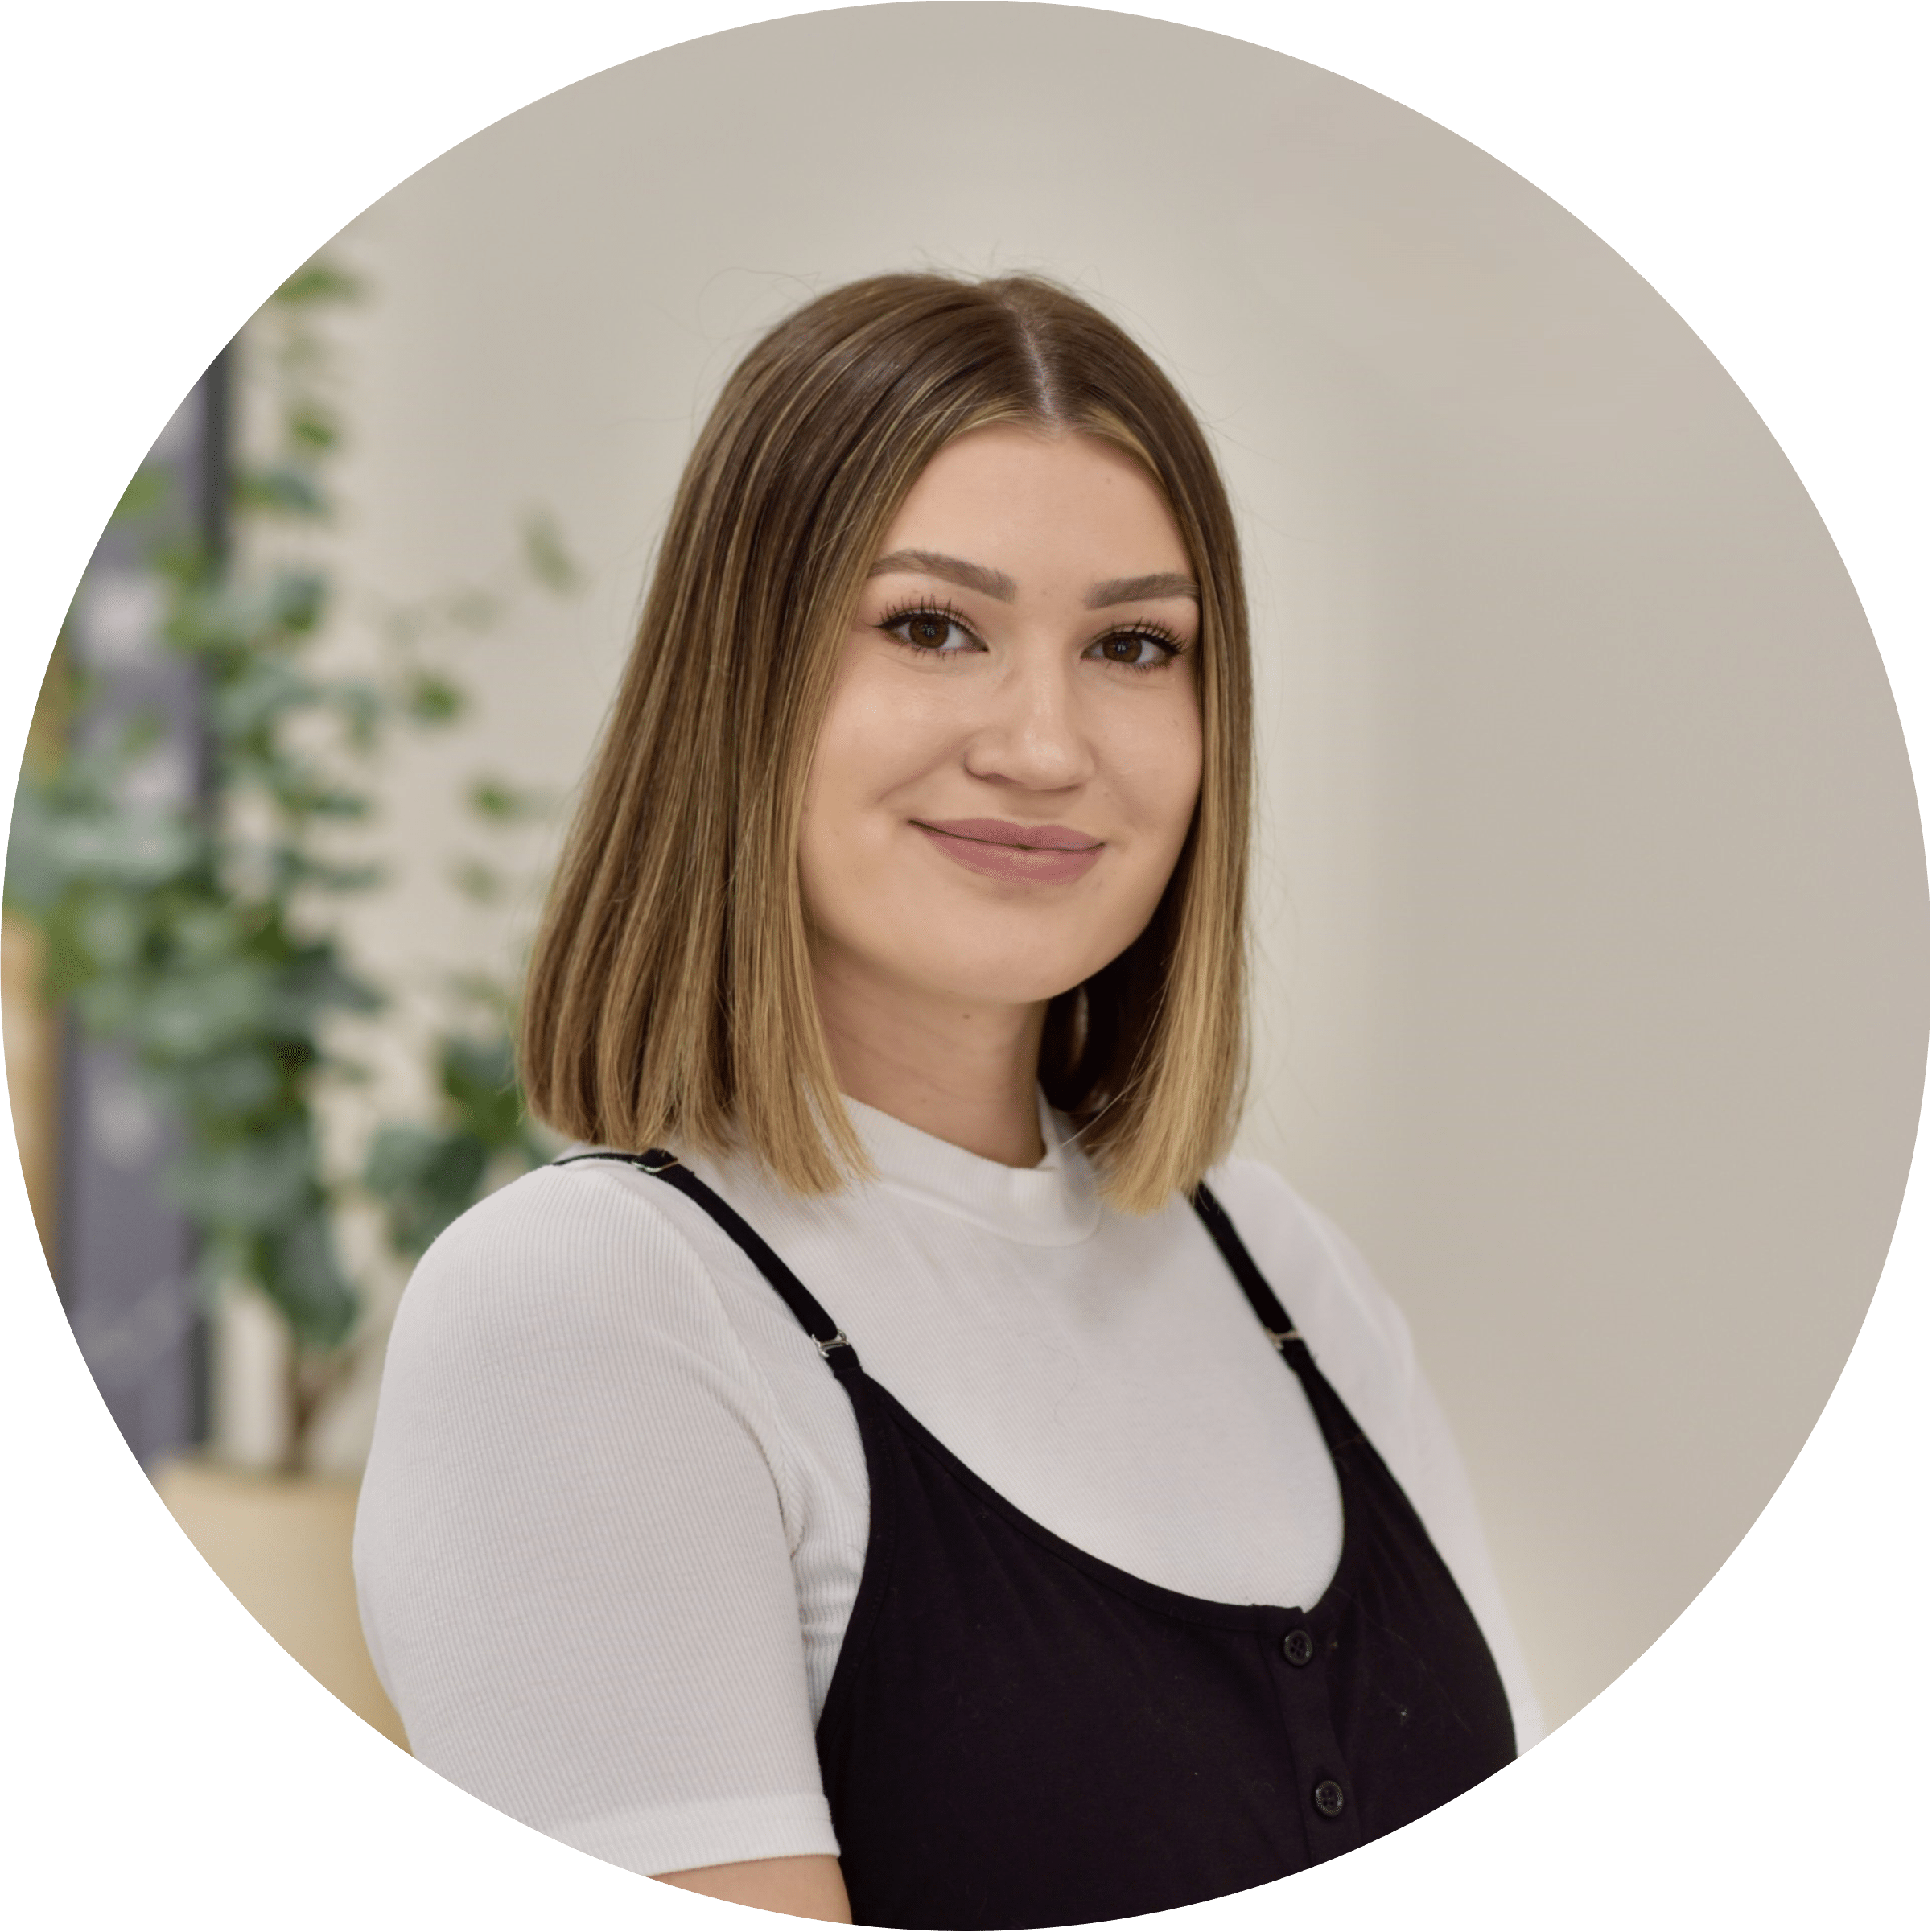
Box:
(521, 510, 583, 594)
(233, 463, 327, 518)
(208, 658, 315, 737)
(164, 1123, 315, 1230)
(275, 261, 360, 306)
(112, 466, 174, 525)
(154, 1048, 282, 1118)
(265, 952, 382, 1032)
(451, 859, 501, 903)
(261, 1209, 357, 1349)
(129, 964, 279, 1057)
(403, 671, 464, 725)
(466, 776, 549, 823)
(364, 1123, 490, 1258)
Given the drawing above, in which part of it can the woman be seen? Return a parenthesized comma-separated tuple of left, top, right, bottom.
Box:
(355, 274, 1542, 1928)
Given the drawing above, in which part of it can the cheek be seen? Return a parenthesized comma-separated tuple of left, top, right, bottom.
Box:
(1114, 696, 1205, 856)
(798, 657, 944, 889)
(819, 645, 983, 795)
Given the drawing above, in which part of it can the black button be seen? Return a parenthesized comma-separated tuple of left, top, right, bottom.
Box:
(1282, 1629, 1315, 1667)
(1312, 1779, 1345, 1818)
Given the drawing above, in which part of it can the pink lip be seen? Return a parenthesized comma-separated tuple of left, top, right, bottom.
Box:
(913, 818, 1105, 885)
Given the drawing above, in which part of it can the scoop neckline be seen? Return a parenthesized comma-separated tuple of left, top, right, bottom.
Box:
(813, 1336, 1362, 1755)
(867, 1366, 1357, 1631)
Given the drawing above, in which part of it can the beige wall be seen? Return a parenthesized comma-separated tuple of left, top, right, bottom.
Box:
(294, 4, 1924, 1728)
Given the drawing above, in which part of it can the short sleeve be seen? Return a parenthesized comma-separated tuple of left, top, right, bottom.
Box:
(352, 1162, 841, 1875)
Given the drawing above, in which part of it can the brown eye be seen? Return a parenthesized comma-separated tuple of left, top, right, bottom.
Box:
(884, 610, 976, 653)
(1088, 630, 1176, 669)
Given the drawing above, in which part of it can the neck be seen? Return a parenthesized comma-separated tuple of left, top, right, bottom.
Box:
(810, 945, 1048, 1168)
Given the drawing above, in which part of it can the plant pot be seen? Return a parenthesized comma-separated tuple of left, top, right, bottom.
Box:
(152, 1456, 408, 1750)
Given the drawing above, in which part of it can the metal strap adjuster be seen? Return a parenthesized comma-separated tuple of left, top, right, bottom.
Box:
(815, 1331, 852, 1357)
(1265, 1326, 1303, 1350)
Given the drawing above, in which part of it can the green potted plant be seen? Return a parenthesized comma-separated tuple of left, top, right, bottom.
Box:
(6, 257, 566, 1745)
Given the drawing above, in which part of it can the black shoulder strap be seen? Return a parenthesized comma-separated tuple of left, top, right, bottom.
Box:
(554, 1151, 858, 1371)
(560, 1155, 1291, 1366)
(1190, 1181, 1307, 1355)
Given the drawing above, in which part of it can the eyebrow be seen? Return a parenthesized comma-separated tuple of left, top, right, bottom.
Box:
(867, 550, 1201, 609)
(867, 549, 1017, 601)
(1084, 571, 1200, 608)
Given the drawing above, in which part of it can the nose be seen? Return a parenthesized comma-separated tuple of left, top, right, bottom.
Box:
(962, 651, 1094, 793)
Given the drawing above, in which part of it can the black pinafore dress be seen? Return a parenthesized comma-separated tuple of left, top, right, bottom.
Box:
(567, 1151, 1517, 1930)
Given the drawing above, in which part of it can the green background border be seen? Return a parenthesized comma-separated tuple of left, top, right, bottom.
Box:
(3, 7, 1916, 1924)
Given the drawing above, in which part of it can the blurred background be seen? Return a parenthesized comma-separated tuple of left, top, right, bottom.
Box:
(4, 3, 1925, 1749)
(4, 266, 569, 1746)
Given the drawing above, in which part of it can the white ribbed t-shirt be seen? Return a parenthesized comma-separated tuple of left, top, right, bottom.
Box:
(353, 1096, 1543, 1881)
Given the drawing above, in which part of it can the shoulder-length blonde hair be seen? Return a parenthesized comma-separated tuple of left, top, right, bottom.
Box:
(521, 273, 1251, 1213)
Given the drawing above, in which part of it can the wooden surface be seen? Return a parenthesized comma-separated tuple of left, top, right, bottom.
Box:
(2, 913, 60, 1269)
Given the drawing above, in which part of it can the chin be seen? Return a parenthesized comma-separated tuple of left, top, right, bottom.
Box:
(895, 938, 1115, 1009)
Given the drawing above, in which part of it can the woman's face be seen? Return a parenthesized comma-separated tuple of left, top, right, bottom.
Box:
(799, 422, 1205, 1015)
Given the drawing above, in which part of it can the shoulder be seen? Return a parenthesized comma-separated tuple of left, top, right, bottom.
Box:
(383, 1155, 756, 1377)
(366, 1154, 818, 1524)
(1197, 1155, 1419, 1402)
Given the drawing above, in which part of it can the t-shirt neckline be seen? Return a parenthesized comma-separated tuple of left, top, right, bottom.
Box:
(843, 1090, 1102, 1248)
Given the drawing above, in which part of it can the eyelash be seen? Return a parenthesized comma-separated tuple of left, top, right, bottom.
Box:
(875, 600, 1190, 674)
